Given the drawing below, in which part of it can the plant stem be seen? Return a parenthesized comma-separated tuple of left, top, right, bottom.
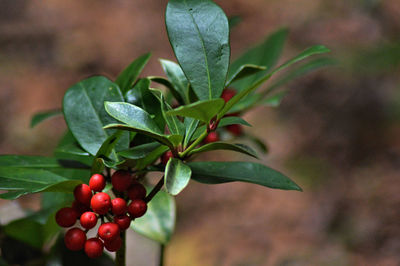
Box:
(145, 176, 164, 203)
(159, 244, 165, 266)
(179, 129, 208, 158)
(115, 230, 126, 266)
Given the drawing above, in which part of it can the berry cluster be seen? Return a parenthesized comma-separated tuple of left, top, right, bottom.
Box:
(55, 170, 148, 258)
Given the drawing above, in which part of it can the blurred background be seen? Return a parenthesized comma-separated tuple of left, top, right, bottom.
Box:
(1, 0, 400, 265)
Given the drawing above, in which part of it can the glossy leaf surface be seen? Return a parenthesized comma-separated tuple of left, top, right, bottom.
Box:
(30, 110, 62, 128)
(165, 158, 191, 195)
(159, 59, 190, 103)
(132, 189, 176, 244)
(166, 0, 230, 100)
(189, 161, 302, 191)
(189, 142, 258, 158)
(116, 53, 151, 94)
(63, 76, 128, 155)
(166, 98, 225, 123)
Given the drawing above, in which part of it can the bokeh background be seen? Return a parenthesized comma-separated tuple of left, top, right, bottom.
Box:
(1, 0, 400, 265)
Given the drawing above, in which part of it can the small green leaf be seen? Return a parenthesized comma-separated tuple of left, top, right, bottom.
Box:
(159, 59, 190, 103)
(118, 142, 161, 160)
(183, 118, 199, 148)
(135, 145, 170, 170)
(218, 116, 251, 127)
(229, 28, 288, 91)
(149, 76, 185, 105)
(105, 102, 163, 134)
(54, 131, 94, 166)
(116, 52, 151, 94)
(104, 102, 175, 147)
(263, 57, 335, 95)
(95, 131, 123, 162)
(132, 189, 176, 244)
(189, 142, 258, 159)
(189, 161, 302, 191)
(0, 155, 61, 168)
(63, 76, 129, 155)
(166, 0, 230, 100)
(166, 98, 225, 123)
(125, 78, 165, 130)
(151, 89, 185, 136)
(0, 167, 83, 199)
(104, 123, 173, 149)
(226, 64, 266, 87)
(165, 158, 191, 195)
(30, 109, 62, 128)
(219, 45, 330, 118)
(4, 218, 46, 249)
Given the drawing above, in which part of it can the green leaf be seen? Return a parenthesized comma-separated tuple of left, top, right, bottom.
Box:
(132, 189, 176, 244)
(95, 131, 123, 162)
(0, 155, 61, 168)
(226, 64, 266, 87)
(30, 109, 62, 128)
(0, 167, 83, 199)
(243, 134, 268, 154)
(115, 52, 151, 94)
(263, 57, 335, 95)
(166, 0, 230, 100)
(218, 116, 251, 127)
(149, 76, 185, 105)
(63, 76, 129, 156)
(229, 28, 288, 92)
(104, 102, 175, 147)
(188, 161, 302, 191)
(4, 218, 46, 249)
(189, 142, 258, 159)
(105, 102, 162, 134)
(159, 59, 190, 103)
(54, 131, 94, 166)
(219, 45, 330, 118)
(166, 98, 225, 123)
(165, 158, 191, 195)
(135, 145, 170, 170)
(125, 78, 165, 130)
(183, 118, 199, 148)
(118, 142, 161, 160)
(151, 89, 185, 136)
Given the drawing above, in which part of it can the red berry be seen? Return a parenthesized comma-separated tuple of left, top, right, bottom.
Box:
(226, 124, 243, 136)
(64, 228, 86, 251)
(84, 238, 104, 258)
(128, 199, 147, 218)
(111, 170, 132, 192)
(74, 184, 92, 205)
(111, 198, 127, 215)
(72, 200, 90, 215)
(104, 236, 122, 252)
(98, 222, 120, 242)
(89, 174, 106, 192)
(91, 192, 111, 215)
(114, 215, 131, 230)
(204, 131, 219, 144)
(221, 88, 236, 103)
(80, 212, 98, 229)
(55, 207, 78, 228)
(161, 151, 173, 165)
(127, 183, 146, 200)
